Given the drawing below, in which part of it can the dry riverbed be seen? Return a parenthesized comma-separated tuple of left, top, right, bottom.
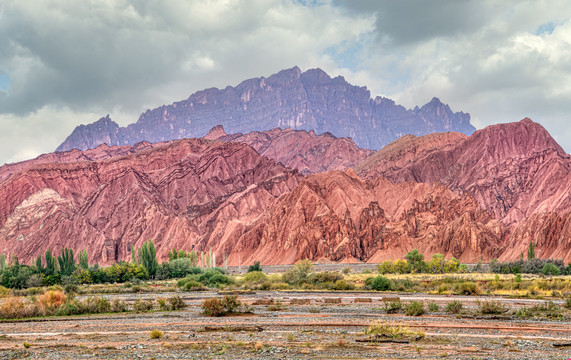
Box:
(0, 291, 569, 359)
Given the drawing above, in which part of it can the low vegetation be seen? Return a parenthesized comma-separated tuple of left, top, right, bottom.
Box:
(0, 289, 185, 320)
(201, 295, 251, 317)
(365, 321, 425, 341)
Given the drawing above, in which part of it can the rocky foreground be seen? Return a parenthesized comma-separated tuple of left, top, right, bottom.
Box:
(0, 290, 568, 360)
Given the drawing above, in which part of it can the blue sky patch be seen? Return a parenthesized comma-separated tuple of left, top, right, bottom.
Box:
(535, 22, 555, 35)
(0, 73, 12, 92)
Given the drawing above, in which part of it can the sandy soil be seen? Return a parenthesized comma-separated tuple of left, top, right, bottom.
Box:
(0, 291, 569, 359)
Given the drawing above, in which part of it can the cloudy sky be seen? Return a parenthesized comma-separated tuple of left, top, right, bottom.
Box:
(1, 0, 570, 164)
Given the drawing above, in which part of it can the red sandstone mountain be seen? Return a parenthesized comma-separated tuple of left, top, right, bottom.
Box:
(0, 142, 162, 184)
(1, 126, 369, 187)
(355, 119, 571, 262)
(223, 171, 506, 265)
(355, 119, 571, 225)
(0, 139, 300, 264)
(205, 125, 373, 175)
(1, 118, 570, 265)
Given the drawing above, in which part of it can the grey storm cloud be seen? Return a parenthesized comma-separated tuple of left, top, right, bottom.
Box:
(333, 0, 500, 45)
(0, 0, 570, 164)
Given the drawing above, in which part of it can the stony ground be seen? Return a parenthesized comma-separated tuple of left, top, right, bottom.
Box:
(0, 291, 569, 359)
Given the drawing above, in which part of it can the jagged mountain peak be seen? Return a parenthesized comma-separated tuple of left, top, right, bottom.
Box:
(56, 67, 475, 153)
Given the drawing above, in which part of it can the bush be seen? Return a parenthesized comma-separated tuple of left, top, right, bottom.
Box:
(83, 296, 111, 313)
(198, 269, 231, 287)
(405, 301, 425, 316)
(428, 302, 439, 312)
(563, 297, 571, 309)
(516, 300, 562, 320)
(111, 299, 128, 313)
(133, 299, 153, 313)
(308, 272, 344, 285)
(248, 261, 262, 273)
(184, 280, 206, 291)
(0, 297, 41, 319)
(283, 260, 314, 285)
(64, 284, 79, 294)
(366, 321, 425, 340)
(38, 290, 66, 312)
(201, 297, 226, 317)
(242, 271, 267, 285)
(201, 296, 245, 317)
(446, 300, 463, 314)
(477, 300, 508, 315)
(368, 276, 392, 291)
(168, 295, 186, 310)
(382, 299, 402, 314)
(491, 259, 565, 275)
(150, 330, 163, 339)
(332, 280, 355, 291)
(541, 263, 561, 276)
(157, 297, 169, 311)
(455, 281, 481, 295)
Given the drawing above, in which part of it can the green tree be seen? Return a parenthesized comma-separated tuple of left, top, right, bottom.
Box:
(527, 240, 535, 260)
(131, 244, 137, 264)
(405, 249, 425, 272)
(189, 250, 198, 267)
(79, 249, 89, 269)
(169, 248, 178, 261)
(35, 255, 44, 272)
(0, 254, 6, 271)
(283, 259, 313, 285)
(138, 240, 158, 277)
(58, 247, 76, 276)
(247, 261, 262, 273)
(427, 253, 446, 274)
(45, 249, 57, 276)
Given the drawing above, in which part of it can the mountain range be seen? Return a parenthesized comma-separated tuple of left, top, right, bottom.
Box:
(56, 67, 475, 152)
(1, 67, 569, 265)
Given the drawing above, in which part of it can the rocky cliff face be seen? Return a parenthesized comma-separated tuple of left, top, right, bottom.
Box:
(355, 119, 571, 225)
(0, 141, 162, 184)
(0, 139, 301, 264)
(56, 67, 475, 152)
(355, 118, 571, 262)
(206, 125, 373, 175)
(223, 171, 506, 265)
(3, 117, 570, 265)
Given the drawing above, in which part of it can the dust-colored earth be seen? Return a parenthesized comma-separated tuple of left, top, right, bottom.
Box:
(0, 291, 569, 359)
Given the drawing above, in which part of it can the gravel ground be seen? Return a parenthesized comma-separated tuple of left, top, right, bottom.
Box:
(0, 291, 569, 359)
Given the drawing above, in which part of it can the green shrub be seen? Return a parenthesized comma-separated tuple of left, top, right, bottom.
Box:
(248, 261, 262, 273)
(563, 297, 571, 309)
(332, 280, 355, 291)
(405, 301, 425, 316)
(111, 299, 128, 313)
(446, 300, 463, 314)
(541, 263, 561, 276)
(382, 299, 402, 314)
(157, 298, 169, 311)
(516, 300, 562, 320)
(369, 276, 392, 291)
(455, 281, 481, 295)
(83, 296, 111, 313)
(428, 302, 439, 312)
(133, 299, 153, 313)
(242, 271, 267, 285)
(283, 260, 314, 285)
(201, 295, 245, 317)
(168, 295, 186, 310)
(477, 300, 508, 314)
